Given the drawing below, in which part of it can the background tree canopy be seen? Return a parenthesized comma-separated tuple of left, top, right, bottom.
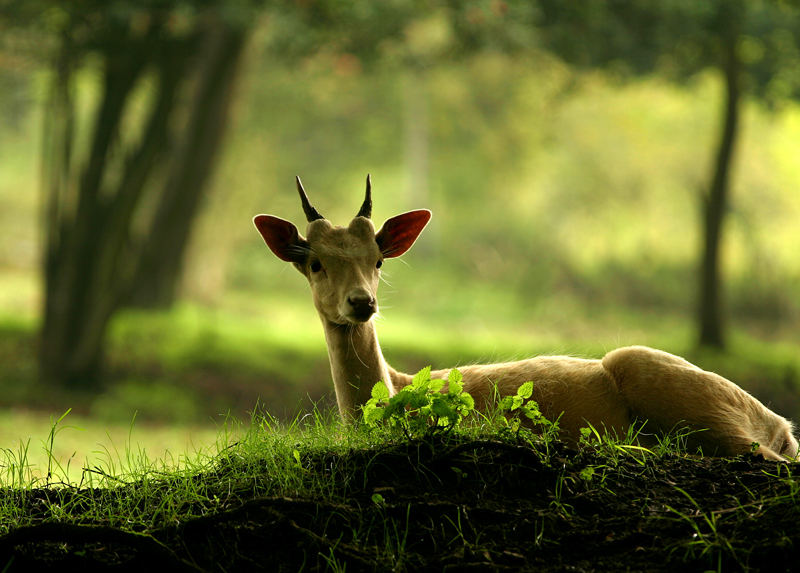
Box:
(1, 0, 800, 429)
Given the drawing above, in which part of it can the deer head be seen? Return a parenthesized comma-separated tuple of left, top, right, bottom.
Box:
(253, 175, 431, 326)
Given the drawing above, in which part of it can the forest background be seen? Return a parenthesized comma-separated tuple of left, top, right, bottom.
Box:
(1, 0, 800, 478)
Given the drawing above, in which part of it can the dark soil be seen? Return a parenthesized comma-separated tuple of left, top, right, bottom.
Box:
(2, 438, 799, 572)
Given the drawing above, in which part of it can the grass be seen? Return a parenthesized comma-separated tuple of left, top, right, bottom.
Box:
(9, 407, 558, 522)
(0, 409, 224, 487)
(1, 401, 799, 571)
(0, 406, 377, 531)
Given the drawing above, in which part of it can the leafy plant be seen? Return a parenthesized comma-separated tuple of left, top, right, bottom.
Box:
(496, 381, 559, 440)
(362, 367, 475, 439)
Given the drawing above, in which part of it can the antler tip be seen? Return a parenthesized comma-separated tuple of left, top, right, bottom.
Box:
(357, 174, 373, 219)
(295, 175, 324, 222)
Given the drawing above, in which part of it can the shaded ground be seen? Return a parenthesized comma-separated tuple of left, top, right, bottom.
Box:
(2, 438, 799, 572)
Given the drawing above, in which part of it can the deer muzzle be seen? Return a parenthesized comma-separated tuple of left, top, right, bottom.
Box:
(345, 290, 377, 322)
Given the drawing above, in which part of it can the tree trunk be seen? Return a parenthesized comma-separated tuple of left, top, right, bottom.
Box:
(126, 21, 247, 308)
(40, 30, 77, 383)
(697, 25, 741, 349)
(40, 28, 151, 388)
(38, 13, 249, 389)
(39, 23, 186, 388)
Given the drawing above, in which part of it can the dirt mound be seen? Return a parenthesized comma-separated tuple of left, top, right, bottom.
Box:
(2, 438, 798, 571)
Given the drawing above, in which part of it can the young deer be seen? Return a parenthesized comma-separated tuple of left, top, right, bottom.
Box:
(254, 176, 798, 461)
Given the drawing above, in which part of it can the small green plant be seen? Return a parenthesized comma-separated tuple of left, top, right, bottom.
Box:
(578, 465, 597, 482)
(578, 422, 654, 465)
(665, 486, 740, 572)
(652, 424, 704, 457)
(362, 367, 475, 439)
(496, 381, 559, 441)
(550, 469, 575, 517)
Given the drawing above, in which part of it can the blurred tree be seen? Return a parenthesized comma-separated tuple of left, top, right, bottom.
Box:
(31, 0, 430, 389)
(447, 0, 800, 349)
(36, 1, 250, 388)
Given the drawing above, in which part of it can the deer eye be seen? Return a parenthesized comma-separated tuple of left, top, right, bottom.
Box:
(310, 260, 322, 273)
(376, 259, 383, 269)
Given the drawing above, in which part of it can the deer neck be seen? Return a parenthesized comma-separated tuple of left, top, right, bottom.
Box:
(321, 319, 409, 418)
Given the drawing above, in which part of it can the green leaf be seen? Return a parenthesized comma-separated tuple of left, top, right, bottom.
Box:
(498, 396, 514, 410)
(363, 404, 384, 426)
(428, 378, 445, 393)
(371, 381, 390, 401)
(431, 400, 455, 420)
(517, 381, 534, 400)
(408, 393, 429, 409)
(412, 366, 432, 386)
(448, 370, 465, 396)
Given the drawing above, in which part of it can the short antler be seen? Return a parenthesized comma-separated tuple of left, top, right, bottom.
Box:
(356, 174, 372, 219)
(296, 176, 324, 222)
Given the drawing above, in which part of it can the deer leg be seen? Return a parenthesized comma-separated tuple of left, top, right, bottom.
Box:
(601, 346, 792, 458)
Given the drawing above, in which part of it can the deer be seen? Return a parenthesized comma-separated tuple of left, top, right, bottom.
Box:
(253, 175, 798, 461)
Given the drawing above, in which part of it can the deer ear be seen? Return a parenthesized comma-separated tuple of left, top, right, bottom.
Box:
(376, 210, 431, 258)
(253, 215, 309, 263)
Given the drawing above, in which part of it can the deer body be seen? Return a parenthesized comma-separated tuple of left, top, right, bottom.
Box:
(254, 176, 798, 461)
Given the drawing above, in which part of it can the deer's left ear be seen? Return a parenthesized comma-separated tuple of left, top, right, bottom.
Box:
(376, 210, 431, 258)
(253, 214, 309, 264)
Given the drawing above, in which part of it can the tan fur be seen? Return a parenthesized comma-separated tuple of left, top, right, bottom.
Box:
(602, 346, 798, 460)
(431, 358, 629, 443)
(254, 188, 798, 461)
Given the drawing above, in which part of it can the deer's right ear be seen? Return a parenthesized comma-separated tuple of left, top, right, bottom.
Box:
(376, 209, 432, 258)
(253, 215, 309, 264)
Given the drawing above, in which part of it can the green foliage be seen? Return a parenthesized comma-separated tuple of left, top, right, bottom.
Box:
(494, 380, 559, 445)
(362, 367, 475, 438)
(498, 381, 550, 428)
(532, 0, 800, 102)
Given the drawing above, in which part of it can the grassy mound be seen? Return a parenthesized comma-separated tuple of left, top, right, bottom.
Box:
(1, 408, 798, 572)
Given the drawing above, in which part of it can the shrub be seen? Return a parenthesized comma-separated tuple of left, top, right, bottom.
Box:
(362, 367, 475, 439)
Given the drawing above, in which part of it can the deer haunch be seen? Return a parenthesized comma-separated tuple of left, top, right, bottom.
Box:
(602, 346, 797, 461)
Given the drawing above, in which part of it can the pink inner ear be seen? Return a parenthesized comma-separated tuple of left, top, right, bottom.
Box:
(253, 215, 304, 262)
(376, 210, 431, 258)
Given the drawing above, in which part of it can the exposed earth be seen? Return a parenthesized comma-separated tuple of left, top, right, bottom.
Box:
(2, 437, 798, 572)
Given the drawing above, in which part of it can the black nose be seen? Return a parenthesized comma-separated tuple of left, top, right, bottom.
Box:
(348, 293, 376, 319)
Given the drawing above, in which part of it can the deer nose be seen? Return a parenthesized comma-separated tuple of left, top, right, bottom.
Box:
(347, 291, 377, 320)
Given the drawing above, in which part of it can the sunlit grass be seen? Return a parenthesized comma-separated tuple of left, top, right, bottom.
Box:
(0, 409, 224, 486)
(0, 405, 384, 533)
(0, 270, 38, 323)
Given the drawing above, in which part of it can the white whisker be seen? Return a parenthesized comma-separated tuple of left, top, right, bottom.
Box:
(347, 324, 369, 368)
